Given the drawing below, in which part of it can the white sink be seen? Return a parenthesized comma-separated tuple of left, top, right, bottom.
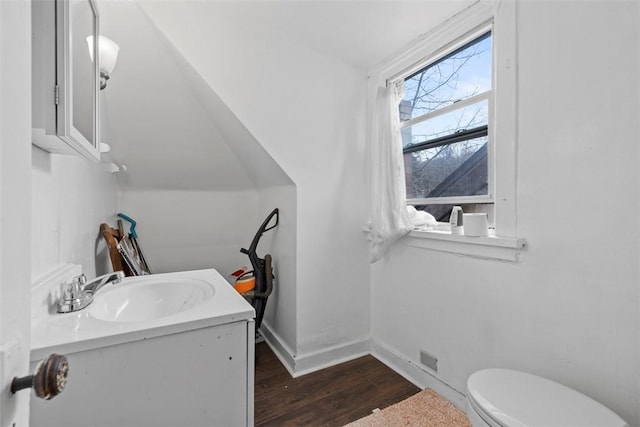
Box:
(89, 276, 215, 322)
(32, 269, 255, 360)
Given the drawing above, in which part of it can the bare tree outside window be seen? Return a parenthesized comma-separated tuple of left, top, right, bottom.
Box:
(399, 32, 492, 204)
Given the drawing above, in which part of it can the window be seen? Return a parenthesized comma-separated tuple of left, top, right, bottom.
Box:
(395, 31, 493, 220)
(368, 0, 519, 250)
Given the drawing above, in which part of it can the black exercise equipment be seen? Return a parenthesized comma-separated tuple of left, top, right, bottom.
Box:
(240, 208, 279, 334)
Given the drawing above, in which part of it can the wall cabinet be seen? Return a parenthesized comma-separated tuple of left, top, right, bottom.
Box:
(32, 0, 101, 162)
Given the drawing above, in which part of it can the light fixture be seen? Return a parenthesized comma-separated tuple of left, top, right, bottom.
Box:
(87, 35, 120, 90)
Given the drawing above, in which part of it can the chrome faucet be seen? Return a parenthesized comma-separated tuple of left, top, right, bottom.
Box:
(57, 271, 125, 313)
(80, 271, 125, 294)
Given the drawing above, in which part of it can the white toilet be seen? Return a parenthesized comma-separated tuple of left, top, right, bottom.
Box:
(466, 369, 628, 427)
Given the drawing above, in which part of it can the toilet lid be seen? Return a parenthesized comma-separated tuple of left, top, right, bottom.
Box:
(467, 369, 628, 427)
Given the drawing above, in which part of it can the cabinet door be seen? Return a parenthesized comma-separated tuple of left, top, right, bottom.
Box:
(32, 0, 100, 161)
(56, 0, 100, 161)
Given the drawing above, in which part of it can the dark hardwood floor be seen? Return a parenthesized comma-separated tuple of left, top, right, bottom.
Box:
(255, 342, 421, 426)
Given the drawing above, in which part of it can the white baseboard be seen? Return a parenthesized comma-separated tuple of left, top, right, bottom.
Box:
(292, 337, 370, 378)
(260, 322, 370, 378)
(371, 339, 467, 410)
(259, 322, 297, 377)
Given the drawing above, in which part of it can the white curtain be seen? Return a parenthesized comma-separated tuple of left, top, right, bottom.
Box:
(364, 82, 413, 263)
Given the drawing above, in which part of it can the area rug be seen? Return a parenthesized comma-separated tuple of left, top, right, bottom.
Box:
(344, 389, 471, 427)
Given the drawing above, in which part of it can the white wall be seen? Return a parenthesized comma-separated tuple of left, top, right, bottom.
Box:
(371, 1, 639, 424)
(257, 185, 298, 354)
(31, 148, 118, 281)
(31, 24, 120, 282)
(98, 0, 298, 353)
(117, 189, 260, 276)
(137, 1, 371, 367)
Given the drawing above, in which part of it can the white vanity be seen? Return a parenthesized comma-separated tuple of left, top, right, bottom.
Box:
(30, 269, 255, 427)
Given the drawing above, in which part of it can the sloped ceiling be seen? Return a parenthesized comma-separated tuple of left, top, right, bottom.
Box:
(98, 0, 474, 192)
(100, 1, 285, 191)
(159, 0, 477, 70)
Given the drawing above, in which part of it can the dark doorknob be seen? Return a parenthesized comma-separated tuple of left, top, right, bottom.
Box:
(10, 353, 69, 400)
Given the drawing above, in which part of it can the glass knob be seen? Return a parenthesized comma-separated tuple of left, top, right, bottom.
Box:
(10, 353, 69, 400)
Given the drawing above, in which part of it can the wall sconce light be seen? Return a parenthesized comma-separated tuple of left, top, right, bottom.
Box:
(86, 35, 120, 90)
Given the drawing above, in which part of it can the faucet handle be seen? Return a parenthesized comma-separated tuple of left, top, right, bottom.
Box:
(63, 281, 79, 301)
(76, 274, 87, 286)
(62, 274, 86, 301)
(58, 278, 93, 313)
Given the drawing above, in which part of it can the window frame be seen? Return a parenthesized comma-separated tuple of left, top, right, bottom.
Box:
(367, 0, 520, 248)
(395, 24, 495, 207)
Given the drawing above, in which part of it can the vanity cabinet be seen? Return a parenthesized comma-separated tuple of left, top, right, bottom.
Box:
(32, 0, 101, 162)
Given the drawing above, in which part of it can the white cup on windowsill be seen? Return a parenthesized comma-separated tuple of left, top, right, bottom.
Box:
(463, 213, 488, 237)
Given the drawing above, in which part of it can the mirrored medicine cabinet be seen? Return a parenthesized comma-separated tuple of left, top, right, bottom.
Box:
(32, 0, 101, 162)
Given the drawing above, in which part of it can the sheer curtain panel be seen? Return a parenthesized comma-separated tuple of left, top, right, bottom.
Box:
(364, 82, 413, 263)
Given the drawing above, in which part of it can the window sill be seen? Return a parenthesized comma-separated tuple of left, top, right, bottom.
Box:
(407, 225, 525, 262)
